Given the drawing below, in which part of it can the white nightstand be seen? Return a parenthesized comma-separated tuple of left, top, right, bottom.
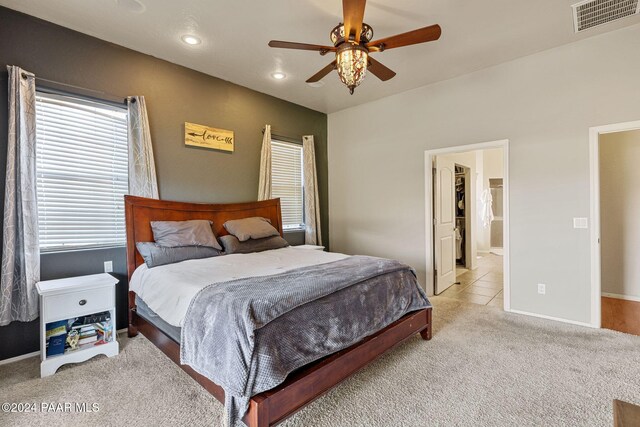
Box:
(36, 273, 119, 378)
(295, 245, 325, 251)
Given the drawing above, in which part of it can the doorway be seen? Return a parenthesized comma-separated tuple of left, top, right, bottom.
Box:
(425, 140, 510, 310)
(590, 121, 640, 333)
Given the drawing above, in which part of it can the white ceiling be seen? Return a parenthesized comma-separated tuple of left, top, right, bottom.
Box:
(2, 0, 639, 113)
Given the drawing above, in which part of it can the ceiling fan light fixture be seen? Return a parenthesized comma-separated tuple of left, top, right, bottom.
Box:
(336, 43, 368, 95)
(330, 23, 374, 45)
(268, 1, 442, 94)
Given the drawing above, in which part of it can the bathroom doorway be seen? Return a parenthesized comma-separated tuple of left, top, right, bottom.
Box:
(426, 140, 509, 309)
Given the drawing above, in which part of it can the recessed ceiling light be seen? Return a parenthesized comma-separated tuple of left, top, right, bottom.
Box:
(115, 0, 145, 13)
(181, 35, 201, 46)
(271, 72, 286, 80)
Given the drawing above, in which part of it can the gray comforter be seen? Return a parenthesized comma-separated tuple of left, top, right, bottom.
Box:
(180, 255, 430, 426)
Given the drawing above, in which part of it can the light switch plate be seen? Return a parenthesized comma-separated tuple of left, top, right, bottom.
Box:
(573, 218, 588, 229)
(104, 261, 113, 273)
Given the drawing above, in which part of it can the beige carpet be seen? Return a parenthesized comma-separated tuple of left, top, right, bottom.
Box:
(2, 296, 640, 427)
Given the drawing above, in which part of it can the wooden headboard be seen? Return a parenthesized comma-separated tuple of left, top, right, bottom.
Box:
(124, 195, 283, 280)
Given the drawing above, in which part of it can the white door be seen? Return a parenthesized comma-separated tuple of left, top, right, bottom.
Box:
(434, 156, 457, 294)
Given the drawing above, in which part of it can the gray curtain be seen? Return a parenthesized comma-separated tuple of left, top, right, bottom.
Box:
(302, 135, 322, 245)
(257, 124, 272, 201)
(0, 66, 40, 326)
(127, 96, 159, 198)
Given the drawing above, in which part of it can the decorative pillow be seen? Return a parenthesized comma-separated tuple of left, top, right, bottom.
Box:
(219, 235, 289, 255)
(223, 217, 280, 242)
(150, 220, 222, 250)
(136, 242, 222, 268)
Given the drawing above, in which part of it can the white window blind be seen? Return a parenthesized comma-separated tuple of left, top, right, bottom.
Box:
(271, 140, 304, 229)
(35, 92, 129, 251)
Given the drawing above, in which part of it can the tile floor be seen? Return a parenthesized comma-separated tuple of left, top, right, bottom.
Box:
(439, 253, 504, 307)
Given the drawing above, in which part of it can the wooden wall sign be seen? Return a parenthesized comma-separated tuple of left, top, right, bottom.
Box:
(185, 122, 234, 152)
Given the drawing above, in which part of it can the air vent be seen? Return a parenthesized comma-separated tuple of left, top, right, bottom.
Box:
(572, 0, 639, 32)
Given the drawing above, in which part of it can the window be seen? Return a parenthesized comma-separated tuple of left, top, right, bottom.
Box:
(271, 140, 304, 230)
(35, 92, 128, 251)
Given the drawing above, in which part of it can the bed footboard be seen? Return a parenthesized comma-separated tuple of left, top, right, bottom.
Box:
(420, 307, 433, 340)
(130, 306, 432, 427)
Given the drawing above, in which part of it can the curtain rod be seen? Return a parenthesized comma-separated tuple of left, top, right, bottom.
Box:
(262, 127, 305, 144)
(20, 72, 131, 104)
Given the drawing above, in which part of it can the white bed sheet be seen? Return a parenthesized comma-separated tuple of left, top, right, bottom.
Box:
(129, 246, 349, 327)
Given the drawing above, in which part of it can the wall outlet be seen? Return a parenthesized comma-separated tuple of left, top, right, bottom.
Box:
(537, 283, 546, 295)
(104, 260, 113, 273)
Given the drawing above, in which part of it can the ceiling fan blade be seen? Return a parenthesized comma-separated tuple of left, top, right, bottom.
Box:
(268, 40, 336, 54)
(306, 61, 337, 83)
(367, 57, 396, 81)
(343, 0, 367, 43)
(367, 24, 441, 51)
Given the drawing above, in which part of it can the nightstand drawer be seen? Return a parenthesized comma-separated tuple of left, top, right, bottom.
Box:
(43, 286, 114, 322)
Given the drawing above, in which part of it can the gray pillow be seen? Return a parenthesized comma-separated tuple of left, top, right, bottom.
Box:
(136, 242, 222, 268)
(151, 220, 222, 250)
(223, 217, 280, 242)
(219, 235, 289, 255)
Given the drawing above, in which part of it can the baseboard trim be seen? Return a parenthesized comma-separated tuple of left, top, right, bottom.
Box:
(0, 350, 39, 366)
(602, 293, 640, 302)
(507, 308, 597, 329)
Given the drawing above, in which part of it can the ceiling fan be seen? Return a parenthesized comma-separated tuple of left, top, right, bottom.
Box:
(268, 0, 442, 94)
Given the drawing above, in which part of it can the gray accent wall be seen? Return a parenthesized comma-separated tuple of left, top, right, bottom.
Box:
(328, 23, 640, 325)
(0, 7, 328, 361)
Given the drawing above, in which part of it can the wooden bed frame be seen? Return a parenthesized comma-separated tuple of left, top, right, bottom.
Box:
(125, 195, 432, 427)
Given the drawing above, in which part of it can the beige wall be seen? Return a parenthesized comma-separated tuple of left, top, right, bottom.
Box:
(479, 148, 504, 252)
(328, 23, 640, 325)
(599, 129, 640, 298)
(440, 152, 476, 169)
(483, 149, 504, 183)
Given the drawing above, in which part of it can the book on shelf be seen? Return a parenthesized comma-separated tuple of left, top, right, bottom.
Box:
(46, 311, 114, 355)
(72, 324, 96, 335)
(70, 311, 111, 327)
(78, 334, 98, 345)
(47, 333, 67, 357)
(45, 320, 67, 338)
